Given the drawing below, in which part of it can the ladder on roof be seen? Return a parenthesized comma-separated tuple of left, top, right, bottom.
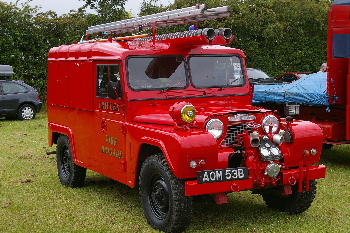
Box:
(86, 4, 230, 35)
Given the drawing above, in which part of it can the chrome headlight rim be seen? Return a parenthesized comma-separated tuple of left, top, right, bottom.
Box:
(206, 119, 224, 139)
(262, 115, 279, 134)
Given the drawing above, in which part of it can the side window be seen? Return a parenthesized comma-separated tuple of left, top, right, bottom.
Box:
(2, 82, 28, 94)
(280, 74, 297, 82)
(96, 64, 121, 99)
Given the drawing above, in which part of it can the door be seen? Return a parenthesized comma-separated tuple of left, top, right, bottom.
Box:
(0, 81, 29, 117)
(93, 62, 128, 183)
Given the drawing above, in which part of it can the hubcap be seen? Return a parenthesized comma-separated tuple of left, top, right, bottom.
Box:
(149, 176, 169, 220)
(21, 107, 34, 120)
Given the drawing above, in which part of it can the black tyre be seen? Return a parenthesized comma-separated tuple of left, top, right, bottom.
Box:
(261, 180, 317, 214)
(322, 143, 333, 150)
(56, 135, 86, 187)
(139, 154, 192, 233)
(18, 104, 36, 120)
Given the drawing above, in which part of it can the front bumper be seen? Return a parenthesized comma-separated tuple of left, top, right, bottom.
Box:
(184, 164, 326, 196)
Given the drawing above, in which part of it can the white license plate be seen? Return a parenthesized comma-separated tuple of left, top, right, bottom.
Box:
(197, 167, 248, 184)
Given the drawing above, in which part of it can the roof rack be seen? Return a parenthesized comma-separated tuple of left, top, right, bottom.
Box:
(86, 4, 230, 35)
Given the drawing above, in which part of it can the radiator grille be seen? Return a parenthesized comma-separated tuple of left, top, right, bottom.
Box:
(222, 123, 253, 146)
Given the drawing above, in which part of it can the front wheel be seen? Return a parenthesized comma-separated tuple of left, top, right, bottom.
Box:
(139, 154, 192, 233)
(261, 180, 317, 214)
(18, 104, 36, 120)
(56, 135, 86, 187)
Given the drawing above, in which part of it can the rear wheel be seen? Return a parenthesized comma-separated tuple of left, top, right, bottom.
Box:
(18, 104, 36, 120)
(139, 154, 192, 233)
(56, 135, 86, 187)
(261, 180, 317, 214)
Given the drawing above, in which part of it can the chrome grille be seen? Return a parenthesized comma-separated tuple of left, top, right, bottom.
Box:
(222, 123, 253, 146)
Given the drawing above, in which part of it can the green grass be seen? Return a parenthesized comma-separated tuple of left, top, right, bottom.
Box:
(0, 112, 349, 232)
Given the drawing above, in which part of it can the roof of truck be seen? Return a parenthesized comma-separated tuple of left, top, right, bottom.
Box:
(48, 35, 243, 61)
(332, 0, 350, 5)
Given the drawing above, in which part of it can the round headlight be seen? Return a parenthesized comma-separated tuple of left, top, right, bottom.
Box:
(206, 119, 223, 139)
(262, 115, 279, 134)
(181, 105, 196, 123)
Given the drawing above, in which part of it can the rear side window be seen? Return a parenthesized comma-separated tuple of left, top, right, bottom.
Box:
(96, 64, 121, 99)
(2, 82, 28, 94)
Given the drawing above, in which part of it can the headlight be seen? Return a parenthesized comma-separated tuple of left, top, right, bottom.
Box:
(265, 162, 282, 179)
(169, 102, 196, 125)
(181, 105, 196, 123)
(206, 119, 223, 139)
(262, 115, 279, 134)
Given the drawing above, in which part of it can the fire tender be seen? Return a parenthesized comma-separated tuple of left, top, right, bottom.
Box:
(47, 4, 326, 233)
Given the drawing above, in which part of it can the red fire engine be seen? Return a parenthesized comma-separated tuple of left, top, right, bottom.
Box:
(47, 5, 326, 232)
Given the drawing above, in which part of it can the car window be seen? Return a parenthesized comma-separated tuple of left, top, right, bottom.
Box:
(2, 82, 28, 94)
(127, 55, 187, 91)
(96, 64, 121, 99)
(247, 69, 271, 80)
(279, 74, 297, 82)
(190, 55, 244, 88)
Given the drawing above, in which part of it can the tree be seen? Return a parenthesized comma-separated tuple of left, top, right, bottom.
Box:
(149, 0, 331, 76)
(82, 0, 129, 24)
(139, 0, 166, 16)
(0, 1, 47, 95)
(0, 1, 101, 99)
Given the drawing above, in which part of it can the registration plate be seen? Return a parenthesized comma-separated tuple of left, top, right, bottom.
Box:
(197, 167, 248, 184)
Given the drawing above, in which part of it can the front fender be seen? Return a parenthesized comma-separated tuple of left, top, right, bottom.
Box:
(281, 120, 323, 167)
(128, 123, 219, 179)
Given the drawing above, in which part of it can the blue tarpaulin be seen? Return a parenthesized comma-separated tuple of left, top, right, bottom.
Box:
(253, 72, 330, 106)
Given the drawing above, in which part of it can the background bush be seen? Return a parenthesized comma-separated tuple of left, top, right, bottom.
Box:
(0, 0, 332, 100)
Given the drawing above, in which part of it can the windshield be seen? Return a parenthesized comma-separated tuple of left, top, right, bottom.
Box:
(247, 68, 271, 80)
(127, 55, 187, 91)
(189, 55, 244, 88)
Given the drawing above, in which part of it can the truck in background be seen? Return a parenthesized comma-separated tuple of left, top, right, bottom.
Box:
(254, 0, 350, 147)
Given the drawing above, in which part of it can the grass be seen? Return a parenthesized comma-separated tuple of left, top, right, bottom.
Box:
(0, 112, 349, 232)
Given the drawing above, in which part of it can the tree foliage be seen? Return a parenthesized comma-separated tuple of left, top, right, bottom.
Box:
(82, 0, 129, 23)
(143, 0, 331, 76)
(0, 0, 128, 99)
(0, 0, 332, 100)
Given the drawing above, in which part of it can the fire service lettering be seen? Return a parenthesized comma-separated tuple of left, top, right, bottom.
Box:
(101, 135, 123, 159)
(98, 101, 120, 111)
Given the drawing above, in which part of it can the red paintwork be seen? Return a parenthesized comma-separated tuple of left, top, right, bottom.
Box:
(326, 4, 350, 141)
(276, 72, 311, 81)
(47, 31, 325, 196)
(185, 165, 325, 196)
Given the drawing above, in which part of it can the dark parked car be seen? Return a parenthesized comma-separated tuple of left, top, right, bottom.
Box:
(0, 80, 42, 120)
(0, 66, 42, 120)
(276, 72, 310, 83)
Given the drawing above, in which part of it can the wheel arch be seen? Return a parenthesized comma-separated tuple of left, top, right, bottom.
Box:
(136, 143, 163, 186)
(48, 123, 79, 162)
